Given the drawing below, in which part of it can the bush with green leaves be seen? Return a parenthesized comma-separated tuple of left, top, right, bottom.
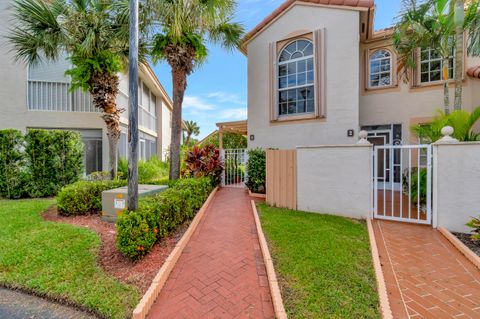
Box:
(246, 148, 266, 194)
(467, 217, 480, 241)
(57, 180, 126, 216)
(0, 129, 84, 198)
(116, 177, 214, 260)
(118, 156, 169, 183)
(0, 129, 27, 199)
(402, 167, 427, 205)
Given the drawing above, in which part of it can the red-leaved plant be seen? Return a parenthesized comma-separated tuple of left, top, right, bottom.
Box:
(182, 144, 224, 185)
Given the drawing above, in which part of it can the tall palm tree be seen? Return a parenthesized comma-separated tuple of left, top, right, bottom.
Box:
(8, 0, 147, 179)
(394, 0, 456, 114)
(150, 0, 244, 180)
(183, 120, 200, 145)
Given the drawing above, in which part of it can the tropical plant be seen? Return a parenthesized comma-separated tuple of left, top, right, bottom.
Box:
(183, 120, 200, 145)
(246, 148, 266, 194)
(466, 217, 480, 240)
(412, 107, 480, 142)
(8, 0, 148, 179)
(118, 156, 169, 183)
(402, 167, 428, 205)
(182, 144, 223, 185)
(201, 131, 247, 149)
(150, 0, 244, 180)
(394, 0, 480, 113)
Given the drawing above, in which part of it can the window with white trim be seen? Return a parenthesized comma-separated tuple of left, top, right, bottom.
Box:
(278, 39, 315, 116)
(369, 50, 392, 88)
(420, 48, 454, 83)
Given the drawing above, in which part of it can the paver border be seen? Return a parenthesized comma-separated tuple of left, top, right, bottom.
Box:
(438, 227, 480, 270)
(131, 187, 219, 319)
(366, 219, 393, 319)
(248, 189, 266, 199)
(250, 200, 288, 319)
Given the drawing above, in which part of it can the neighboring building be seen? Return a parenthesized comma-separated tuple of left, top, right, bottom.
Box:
(242, 0, 480, 149)
(0, 0, 173, 174)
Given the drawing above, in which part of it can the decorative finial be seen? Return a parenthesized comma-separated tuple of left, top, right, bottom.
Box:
(357, 130, 371, 145)
(436, 126, 459, 144)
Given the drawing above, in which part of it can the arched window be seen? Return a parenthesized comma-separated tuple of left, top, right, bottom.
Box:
(369, 50, 392, 88)
(278, 39, 315, 116)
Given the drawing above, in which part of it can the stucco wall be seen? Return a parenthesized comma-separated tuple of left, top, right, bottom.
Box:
(433, 142, 480, 233)
(247, 5, 360, 149)
(297, 144, 373, 219)
(161, 100, 172, 160)
(360, 41, 480, 144)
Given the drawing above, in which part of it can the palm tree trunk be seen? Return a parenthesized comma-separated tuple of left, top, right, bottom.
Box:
(169, 67, 187, 180)
(443, 60, 451, 115)
(454, 0, 465, 110)
(90, 71, 121, 179)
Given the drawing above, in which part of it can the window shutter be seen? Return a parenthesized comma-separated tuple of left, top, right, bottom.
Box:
(313, 29, 326, 118)
(269, 42, 278, 121)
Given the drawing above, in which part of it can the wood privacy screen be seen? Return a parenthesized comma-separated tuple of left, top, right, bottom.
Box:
(266, 150, 297, 210)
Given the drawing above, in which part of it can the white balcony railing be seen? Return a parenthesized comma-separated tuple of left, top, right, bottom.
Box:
(27, 80, 97, 113)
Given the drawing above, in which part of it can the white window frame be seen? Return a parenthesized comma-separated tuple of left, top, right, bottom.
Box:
(277, 39, 315, 117)
(419, 48, 455, 84)
(368, 49, 393, 88)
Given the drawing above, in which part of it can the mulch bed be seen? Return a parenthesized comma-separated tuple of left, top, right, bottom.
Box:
(453, 232, 480, 257)
(42, 206, 189, 294)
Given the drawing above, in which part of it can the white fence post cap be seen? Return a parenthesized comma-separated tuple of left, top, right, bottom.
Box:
(357, 130, 371, 145)
(436, 126, 459, 144)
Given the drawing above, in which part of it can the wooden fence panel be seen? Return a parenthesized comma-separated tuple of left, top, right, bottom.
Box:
(266, 149, 297, 210)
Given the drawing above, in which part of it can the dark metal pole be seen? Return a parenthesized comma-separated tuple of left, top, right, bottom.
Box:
(128, 0, 139, 211)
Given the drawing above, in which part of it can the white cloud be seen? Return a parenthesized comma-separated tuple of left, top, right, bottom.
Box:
(183, 96, 215, 111)
(207, 91, 246, 106)
(218, 108, 247, 120)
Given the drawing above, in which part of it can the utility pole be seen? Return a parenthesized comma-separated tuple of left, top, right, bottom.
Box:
(128, 0, 139, 211)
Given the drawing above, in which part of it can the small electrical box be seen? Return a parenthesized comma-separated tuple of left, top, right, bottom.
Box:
(101, 185, 168, 222)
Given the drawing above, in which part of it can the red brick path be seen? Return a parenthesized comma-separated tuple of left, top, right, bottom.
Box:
(372, 220, 480, 318)
(147, 188, 274, 319)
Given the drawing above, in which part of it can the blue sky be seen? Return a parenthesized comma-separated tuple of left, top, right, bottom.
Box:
(152, 0, 402, 139)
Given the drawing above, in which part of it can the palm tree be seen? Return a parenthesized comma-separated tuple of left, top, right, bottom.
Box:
(412, 107, 480, 142)
(394, 0, 457, 114)
(8, 0, 147, 179)
(150, 0, 244, 180)
(183, 120, 200, 145)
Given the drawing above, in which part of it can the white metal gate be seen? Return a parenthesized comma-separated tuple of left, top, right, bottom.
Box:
(221, 149, 248, 188)
(373, 145, 432, 224)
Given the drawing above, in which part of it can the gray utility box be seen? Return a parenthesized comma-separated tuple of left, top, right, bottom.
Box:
(101, 185, 168, 222)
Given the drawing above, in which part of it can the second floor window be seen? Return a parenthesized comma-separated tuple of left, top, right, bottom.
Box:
(420, 48, 454, 83)
(278, 39, 315, 116)
(369, 50, 392, 88)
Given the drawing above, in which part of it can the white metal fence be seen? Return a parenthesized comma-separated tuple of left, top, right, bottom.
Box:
(221, 149, 248, 188)
(27, 80, 97, 112)
(373, 144, 432, 225)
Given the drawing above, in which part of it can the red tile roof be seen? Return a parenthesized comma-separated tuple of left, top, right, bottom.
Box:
(467, 66, 480, 79)
(242, 0, 375, 48)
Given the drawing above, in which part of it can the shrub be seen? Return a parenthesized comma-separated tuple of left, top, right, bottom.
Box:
(25, 129, 83, 197)
(118, 156, 169, 183)
(57, 180, 126, 216)
(0, 129, 27, 199)
(467, 217, 480, 241)
(116, 177, 214, 260)
(246, 148, 266, 194)
(182, 144, 223, 186)
(402, 167, 427, 205)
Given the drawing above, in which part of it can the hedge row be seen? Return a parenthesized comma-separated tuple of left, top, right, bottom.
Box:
(246, 148, 266, 194)
(0, 129, 84, 198)
(116, 178, 214, 260)
(56, 180, 127, 216)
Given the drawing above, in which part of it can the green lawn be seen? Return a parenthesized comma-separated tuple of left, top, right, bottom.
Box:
(258, 204, 380, 319)
(0, 199, 140, 319)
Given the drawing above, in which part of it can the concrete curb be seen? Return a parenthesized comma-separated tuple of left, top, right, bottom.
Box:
(439, 227, 480, 270)
(131, 187, 219, 319)
(250, 201, 287, 319)
(367, 219, 393, 319)
(248, 189, 266, 199)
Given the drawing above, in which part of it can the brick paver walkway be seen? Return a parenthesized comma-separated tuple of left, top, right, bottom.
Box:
(372, 220, 480, 318)
(147, 188, 274, 319)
